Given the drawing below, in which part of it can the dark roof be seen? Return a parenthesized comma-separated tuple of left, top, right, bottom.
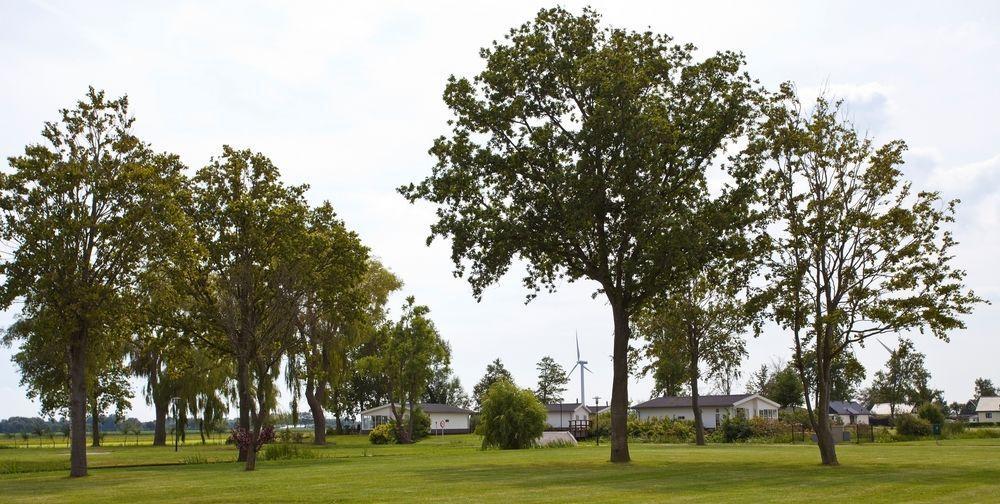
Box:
(419, 403, 474, 414)
(828, 401, 871, 416)
(545, 403, 584, 413)
(632, 394, 753, 409)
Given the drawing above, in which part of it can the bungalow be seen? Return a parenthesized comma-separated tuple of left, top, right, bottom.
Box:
(828, 401, 871, 425)
(975, 396, 1000, 424)
(632, 394, 780, 429)
(359, 403, 474, 434)
(544, 403, 594, 430)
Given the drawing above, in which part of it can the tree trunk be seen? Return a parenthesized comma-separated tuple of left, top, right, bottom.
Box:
(237, 359, 251, 462)
(305, 377, 326, 445)
(389, 402, 408, 444)
(815, 337, 839, 466)
(689, 326, 705, 446)
(68, 331, 88, 477)
(90, 399, 101, 447)
(609, 295, 631, 463)
(199, 419, 206, 444)
(407, 398, 415, 442)
(153, 397, 168, 446)
(244, 428, 258, 471)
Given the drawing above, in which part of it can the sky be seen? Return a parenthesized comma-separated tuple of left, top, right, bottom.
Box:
(0, 0, 998, 421)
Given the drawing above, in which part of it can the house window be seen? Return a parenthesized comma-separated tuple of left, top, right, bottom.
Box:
(677, 416, 685, 420)
(736, 408, 747, 419)
(988, 412, 994, 419)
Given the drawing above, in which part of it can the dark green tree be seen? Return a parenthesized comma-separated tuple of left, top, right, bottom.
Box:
(187, 147, 309, 470)
(0, 89, 186, 476)
(400, 7, 761, 462)
(424, 362, 471, 409)
(974, 378, 997, 399)
(534, 356, 569, 404)
(759, 89, 985, 465)
(473, 358, 514, 409)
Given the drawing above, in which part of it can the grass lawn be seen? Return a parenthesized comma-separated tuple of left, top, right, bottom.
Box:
(1, 434, 998, 502)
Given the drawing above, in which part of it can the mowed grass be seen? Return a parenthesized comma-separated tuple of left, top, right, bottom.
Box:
(1, 434, 999, 503)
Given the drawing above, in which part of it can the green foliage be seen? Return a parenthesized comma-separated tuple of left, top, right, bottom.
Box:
(893, 414, 932, 437)
(368, 424, 396, 445)
(626, 417, 695, 443)
(974, 378, 996, 399)
(477, 380, 546, 450)
(0, 88, 189, 476)
(400, 6, 763, 462)
(917, 403, 945, 426)
(263, 443, 317, 461)
(472, 359, 514, 410)
(760, 88, 985, 464)
(534, 356, 569, 404)
(361, 298, 449, 444)
(406, 408, 431, 441)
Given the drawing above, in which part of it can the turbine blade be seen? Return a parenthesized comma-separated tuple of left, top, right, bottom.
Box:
(568, 363, 579, 375)
(584, 365, 593, 374)
(576, 333, 580, 360)
(876, 338, 893, 354)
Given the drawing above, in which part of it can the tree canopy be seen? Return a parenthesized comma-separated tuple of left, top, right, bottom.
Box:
(400, 6, 762, 462)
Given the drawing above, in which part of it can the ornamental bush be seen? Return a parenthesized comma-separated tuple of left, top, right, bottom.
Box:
(228, 425, 275, 453)
(893, 414, 932, 437)
(477, 379, 546, 449)
(368, 423, 396, 445)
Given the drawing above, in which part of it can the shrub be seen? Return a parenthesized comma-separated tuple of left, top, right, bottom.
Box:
(917, 403, 945, 426)
(368, 423, 396, 445)
(325, 427, 336, 436)
(626, 417, 694, 443)
(263, 443, 317, 460)
(229, 425, 276, 453)
(477, 379, 546, 449)
(942, 421, 966, 438)
(894, 414, 932, 437)
(720, 416, 754, 442)
(404, 407, 431, 440)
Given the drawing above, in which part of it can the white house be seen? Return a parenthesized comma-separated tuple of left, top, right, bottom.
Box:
(544, 403, 593, 429)
(869, 403, 916, 417)
(828, 401, 871, 425)
(632, 394, 780, 429)
(975, 396, 1000, 424)
(360, 403, 473, 434)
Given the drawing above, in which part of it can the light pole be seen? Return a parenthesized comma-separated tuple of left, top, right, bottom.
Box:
(593, 396, 601, 446)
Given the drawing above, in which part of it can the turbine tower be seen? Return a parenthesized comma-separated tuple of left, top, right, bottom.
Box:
(568, 332, 592, 404)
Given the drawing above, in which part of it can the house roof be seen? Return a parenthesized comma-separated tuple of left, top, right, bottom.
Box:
(632, 394, 776, 409)
(828, 401, 871, 416)
(360, 403, 474, 416)
(975, 396, 1000, 413)
(869, 403, 915, 416)
(545, 403, 586, 413)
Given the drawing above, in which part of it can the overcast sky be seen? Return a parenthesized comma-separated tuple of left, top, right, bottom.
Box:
(1, 1, 998, 421)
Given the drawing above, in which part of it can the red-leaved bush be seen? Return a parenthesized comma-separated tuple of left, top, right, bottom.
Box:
(228, 425, 275, 453)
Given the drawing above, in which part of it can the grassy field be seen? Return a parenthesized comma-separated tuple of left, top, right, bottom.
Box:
(1, 433, 998, 502)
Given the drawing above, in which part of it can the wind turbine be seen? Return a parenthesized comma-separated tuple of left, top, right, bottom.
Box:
(568, 332, 592, 405)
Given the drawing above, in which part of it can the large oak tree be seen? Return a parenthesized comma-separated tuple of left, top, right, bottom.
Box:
(400, 7, 760, 461)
